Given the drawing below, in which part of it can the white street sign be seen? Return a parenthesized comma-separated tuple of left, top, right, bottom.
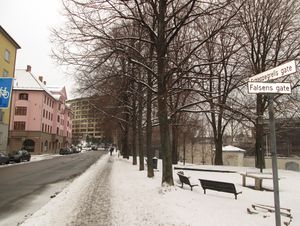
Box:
(248, 82, 291, 94)
(249, 61, 296, 82)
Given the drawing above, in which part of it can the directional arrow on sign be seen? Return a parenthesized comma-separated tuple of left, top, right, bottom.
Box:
(248, 61, 296, 82)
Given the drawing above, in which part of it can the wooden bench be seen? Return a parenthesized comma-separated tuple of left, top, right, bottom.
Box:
(177, 173, 199, 191)
(199, 179, 242, 199)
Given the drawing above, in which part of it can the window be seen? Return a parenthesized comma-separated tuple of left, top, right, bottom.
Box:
(14, 121, 26, 130)
(15, 107, 27, 115)
(19, 93, 28, 100)
(43, 109, 45, 117)
(42, 123, 44, 132)
(4, 49, 10, 62)
(2, 69, 9, 77)
(57, 115, 60, 123)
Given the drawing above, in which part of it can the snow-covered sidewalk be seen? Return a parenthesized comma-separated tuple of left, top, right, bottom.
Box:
(21, 153, 300, 226)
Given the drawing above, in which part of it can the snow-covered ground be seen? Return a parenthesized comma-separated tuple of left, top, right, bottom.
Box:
(20, 152, 299, 226)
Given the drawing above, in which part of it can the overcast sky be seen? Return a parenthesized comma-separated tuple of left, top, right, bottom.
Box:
(1, 0, 76, 99)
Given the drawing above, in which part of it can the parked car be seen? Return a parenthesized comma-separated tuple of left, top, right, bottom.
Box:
(0, 152, 9, 164)
(59, 147, 72, 155)
(71, 146, 81, 153)
(9, 150, 31, 163)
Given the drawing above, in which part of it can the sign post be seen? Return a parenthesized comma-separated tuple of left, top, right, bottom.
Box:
(268, 94, 281, 226)
(248, 60, 297, 226)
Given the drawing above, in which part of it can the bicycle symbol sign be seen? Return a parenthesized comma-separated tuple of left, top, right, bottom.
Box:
(0, 87, 10, 99)
(0, 78, 13, 108)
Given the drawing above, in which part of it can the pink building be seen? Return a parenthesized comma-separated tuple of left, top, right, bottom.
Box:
(8, 65, 72, 154)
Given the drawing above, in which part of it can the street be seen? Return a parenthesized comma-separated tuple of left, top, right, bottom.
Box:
(0, 150, 105, 225)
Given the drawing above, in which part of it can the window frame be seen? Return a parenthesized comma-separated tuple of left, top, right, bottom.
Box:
(4, 49, 10, 62)
(14, 121, 26, 131)
(19, 93, 29, 100)
(15, 106, 27, 115)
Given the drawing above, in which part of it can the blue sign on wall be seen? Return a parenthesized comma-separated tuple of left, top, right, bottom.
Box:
(0, 78, 13, 108)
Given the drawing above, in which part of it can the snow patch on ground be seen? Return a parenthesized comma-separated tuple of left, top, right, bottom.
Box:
(19, 153, 300, 226)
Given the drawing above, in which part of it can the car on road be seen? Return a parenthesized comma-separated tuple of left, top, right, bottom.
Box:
(71, 146, 81, 153)
(9, 150, 31, 163)
(59, 147, 72, 155)
(0, 152, 9, 164)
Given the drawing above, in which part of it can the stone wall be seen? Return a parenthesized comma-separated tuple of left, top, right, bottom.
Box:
(244, 156, 300, 171)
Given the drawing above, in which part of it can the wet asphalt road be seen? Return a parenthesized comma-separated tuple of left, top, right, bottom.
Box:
(0, 151, 105, 216)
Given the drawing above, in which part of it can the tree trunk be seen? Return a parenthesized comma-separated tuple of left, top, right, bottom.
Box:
(214, 136, 223, 165)
(157, 88, 173, 185)
(171, 124, 179, 164)
(138, 78, 144, 171)
(132, 121, 137, 165)
(131, 80, 137, 165)
(122, 124, 130, 159)
(156, 0, 173, 186)
(146, 61, 154, 177)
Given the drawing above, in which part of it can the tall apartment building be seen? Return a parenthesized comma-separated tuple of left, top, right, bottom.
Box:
(8, 65, 72, 154)
(0, 26, 20, 152)
(67, 97, 104, 144)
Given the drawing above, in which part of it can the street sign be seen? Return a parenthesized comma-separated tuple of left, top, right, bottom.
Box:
(248, 60, 296, 82)
(0, 78, 13, 108)
(248, 82, 291, 94)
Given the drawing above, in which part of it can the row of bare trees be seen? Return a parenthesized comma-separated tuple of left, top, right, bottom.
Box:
(51, 0, 300, 186)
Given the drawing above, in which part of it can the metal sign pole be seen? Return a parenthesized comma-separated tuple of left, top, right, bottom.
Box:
(268, 94, 281, 226)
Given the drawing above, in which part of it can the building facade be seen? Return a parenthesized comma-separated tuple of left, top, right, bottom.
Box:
(67, 97, 104, 144)
(8, 65, 72, 154)
(0, 26, 20, 152)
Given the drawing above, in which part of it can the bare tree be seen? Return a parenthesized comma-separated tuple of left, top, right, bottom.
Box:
(236, 0, 300, 168)
(51, 0, 244, 185)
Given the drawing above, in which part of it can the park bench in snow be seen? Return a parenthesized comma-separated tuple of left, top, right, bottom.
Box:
(177, 172, 199, 191)
(199, 179, 242, 199)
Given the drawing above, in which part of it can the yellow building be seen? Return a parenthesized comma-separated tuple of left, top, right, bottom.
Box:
(0, 26, 20, 152)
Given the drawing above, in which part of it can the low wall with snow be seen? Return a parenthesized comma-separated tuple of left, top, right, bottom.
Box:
(243, 156, 300, 171)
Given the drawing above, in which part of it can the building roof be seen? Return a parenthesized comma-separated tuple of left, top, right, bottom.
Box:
(14, 68, 66, 101)
(0, 26, 21, 49)
(222, 145, 246, 152)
